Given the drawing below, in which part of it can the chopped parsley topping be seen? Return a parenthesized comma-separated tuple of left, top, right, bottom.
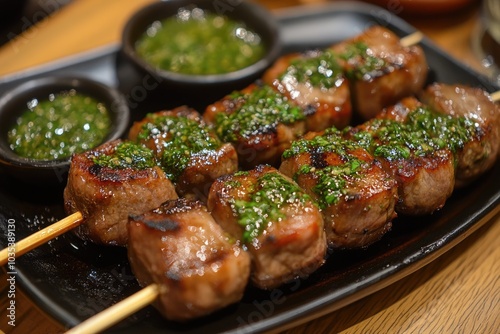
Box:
(228, 171, 314, 243)
(339, 41, 387, 80)
(135, 114, 221, 181)
(213, 85, 305, 142)
(279, 49, 344, 90)
(93, 142, 156, 170)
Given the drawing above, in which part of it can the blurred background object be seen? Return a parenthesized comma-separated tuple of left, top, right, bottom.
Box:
(0, 0, 72, 46)
(472, 0, 500, 85)
(361, 0, 479, 15)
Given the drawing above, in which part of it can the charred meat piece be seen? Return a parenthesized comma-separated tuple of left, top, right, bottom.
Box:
(346, 98, 456, 215)
(128, 198, 250, 321)
(129, 106, 238, 200)
(204, 83, 307, 169)
(419, 83, 500, 187)
(207, 165, 326, 290)
(331, 26, 428, 120)
(262, 49, 352, 131)
(280, 129, 398, 249)
(63, 140, 178, 246)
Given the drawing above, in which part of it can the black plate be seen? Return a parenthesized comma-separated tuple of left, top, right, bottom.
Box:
(1, 2, 499, 333)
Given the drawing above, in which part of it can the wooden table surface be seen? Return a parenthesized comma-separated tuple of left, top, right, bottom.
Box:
(0, 0, 499, 333)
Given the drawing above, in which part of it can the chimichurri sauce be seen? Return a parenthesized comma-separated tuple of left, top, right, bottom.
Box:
(228, 171, 314, 243)
(135, 114, 221, 181)
(280, 50, 344, 90)
(93, 142, 156, 170)
(135, 7, 265, 75)
(8, 89, 111, 160)
(214, 85, 305, 142)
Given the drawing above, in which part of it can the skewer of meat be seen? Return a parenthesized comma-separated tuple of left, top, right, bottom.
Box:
(66, 198, 251, 333)
(262, 26, 427, 128)
(205, 27, 427, 170)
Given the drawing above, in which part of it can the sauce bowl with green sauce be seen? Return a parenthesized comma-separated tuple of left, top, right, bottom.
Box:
(120, 0, 281, 109)
(0, 76, 130, 185)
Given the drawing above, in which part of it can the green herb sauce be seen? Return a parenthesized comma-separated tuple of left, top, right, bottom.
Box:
(283, 128, 366, 208)
(135, 114, 221, 181)
(93, 142, 156, 169)
(282, 127, 357, 160)
(297, 158, 365, 209)
(279, 49, 344, 90)
(229, 172, 313, 243)
(405, 107, 477, 153)
(214, 85, 305, 142)
(8, 90, 111, 160)
(347, 107, 477, 161)
(135, 7, 265, 75)
(339, 41, 387, 80)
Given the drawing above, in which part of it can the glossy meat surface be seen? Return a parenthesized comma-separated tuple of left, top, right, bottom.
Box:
(127, 198, 250, 321)
(331, 25, 428, 120)
(280, 129, 398, 248)
(129, 106, 238, 200)
(262, 49, 352, 131)
(419, 83, 500, 187)
(207, 165, 326, 289)
(204, 83, 307, 169)
(63, 140, 178, 246)
(348, 98, 456, 215)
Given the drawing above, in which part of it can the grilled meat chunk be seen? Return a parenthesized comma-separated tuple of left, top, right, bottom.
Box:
(128, 198, 250, 321)
(262, 49, 352, 131)
(419, 83, 500, 187)
(63, 140, 177, 246)
(207, 165, 326, 290)
(346, 98, 456, 215)
(204, 83, 307, 169)
(280, 129, 398, 248)
(129, 106, 238, 200)
(330, 26, 428, 120)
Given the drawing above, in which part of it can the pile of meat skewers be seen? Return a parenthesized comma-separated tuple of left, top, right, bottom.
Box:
(61, 25, 499, 326)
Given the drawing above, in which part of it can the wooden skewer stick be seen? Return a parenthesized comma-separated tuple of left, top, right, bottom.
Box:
(0, 211, 83, 266)
(490, 90, 500, 103)
(65, 283, 161, 334)
(400, 31, 424, 47)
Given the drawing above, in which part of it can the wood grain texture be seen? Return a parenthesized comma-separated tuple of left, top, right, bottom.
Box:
(0, 1, 498, 333)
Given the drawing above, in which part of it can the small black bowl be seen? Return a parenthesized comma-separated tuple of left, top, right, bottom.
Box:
(119, 0, 282, 113)
(0, 76, 130, 186)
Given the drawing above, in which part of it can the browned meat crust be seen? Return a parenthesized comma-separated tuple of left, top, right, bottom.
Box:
(129, 106, 238, 200)
(63, 140, 178, 246)
(279, 130, 398, 248)
(331, 26, 428, 120)
(419, 83, 500, 187)
(204, 83, 307, 169)
(347, 98, 456, 216)
(262, 50, 352, 131)
(207, 165, 326, 289)
(127, 198, 250, 321)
